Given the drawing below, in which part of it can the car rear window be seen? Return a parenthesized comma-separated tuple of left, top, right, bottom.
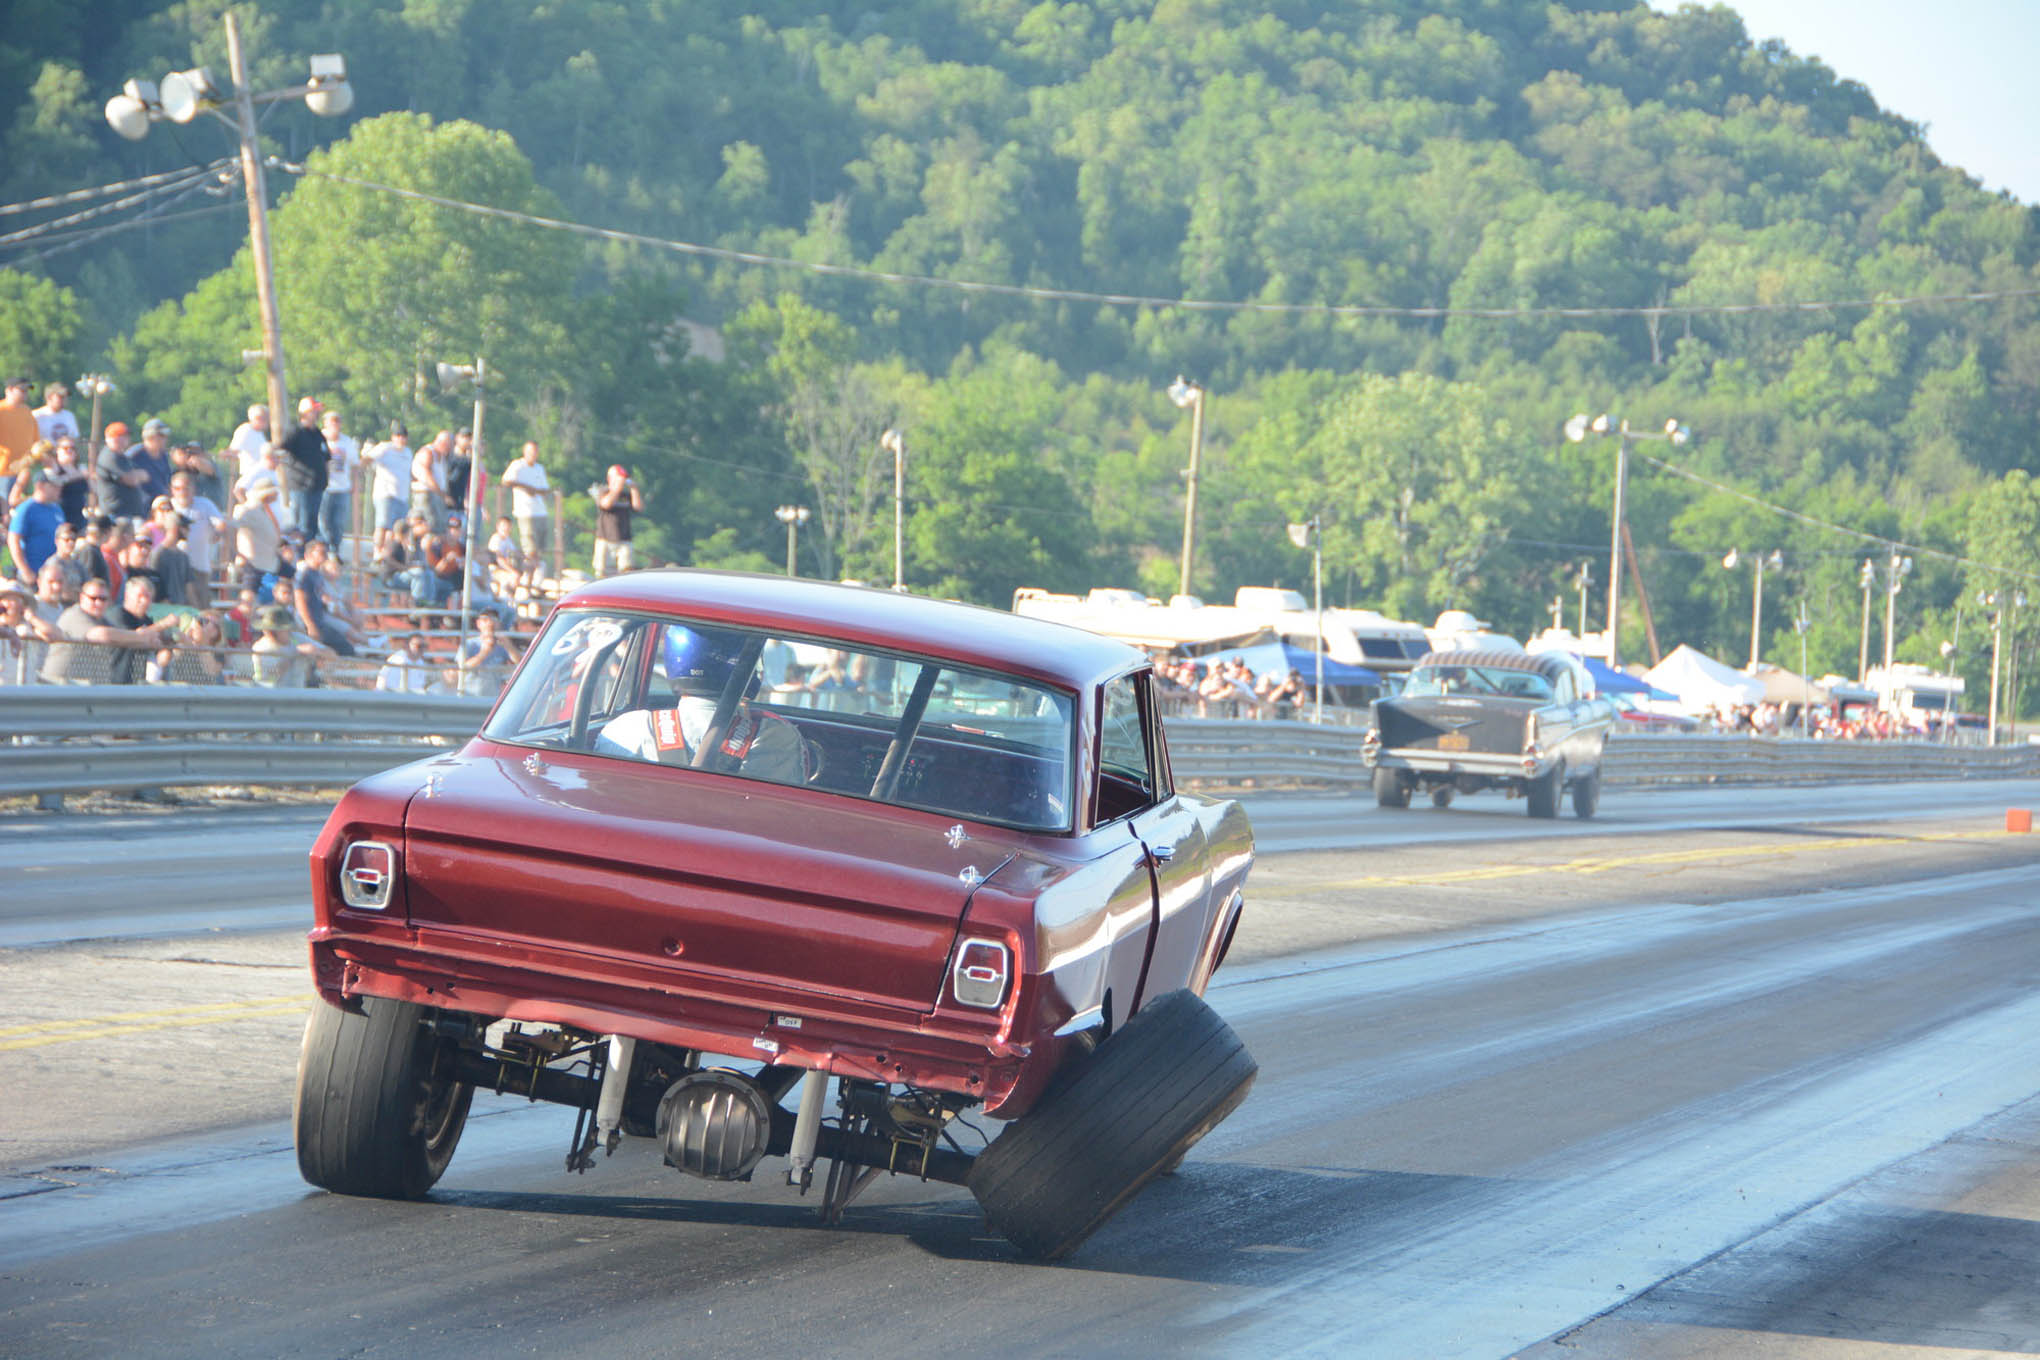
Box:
(485, 609, 1076, 831)
(1402, 663, 1554, 702)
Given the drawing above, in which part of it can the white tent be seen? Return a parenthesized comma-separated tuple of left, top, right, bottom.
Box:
(1643, 644, 1766, 712)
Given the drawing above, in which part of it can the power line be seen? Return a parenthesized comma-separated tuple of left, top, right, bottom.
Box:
(0, 161, 229, 248)
(0, 161, 231, 217)
(1631, 449, 2040, 586)
(273, 161, 2040, 323)
(3, 201, 240, 266)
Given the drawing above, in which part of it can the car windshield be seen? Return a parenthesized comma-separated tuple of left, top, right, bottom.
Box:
(1402, 663, 1554, 702)
(485, 609, 1076, 831)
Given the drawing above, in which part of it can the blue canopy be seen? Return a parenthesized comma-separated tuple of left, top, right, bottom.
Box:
(1199, 639, 1380, 687)
(1578, 654, 1675, 701)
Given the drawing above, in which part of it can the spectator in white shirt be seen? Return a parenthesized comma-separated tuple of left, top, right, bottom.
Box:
(375, 631, 440, 692)
(500, 440, 551, 592)
(33, 382, 81, 446)
(229, 404, 271, 481)
(317, 409, 359, 553)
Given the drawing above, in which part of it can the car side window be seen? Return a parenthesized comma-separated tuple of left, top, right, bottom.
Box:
(1097, 675, 1156, 823)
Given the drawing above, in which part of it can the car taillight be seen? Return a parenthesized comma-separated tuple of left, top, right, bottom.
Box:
(951, 938, 1010, 1009)
(339, 840, 396, 911)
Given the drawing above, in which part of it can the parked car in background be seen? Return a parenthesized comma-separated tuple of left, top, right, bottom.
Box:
(1362, 649, 1617, 818)
(1609, 692, 1702, 733)
(295, 571, 1256, 1261)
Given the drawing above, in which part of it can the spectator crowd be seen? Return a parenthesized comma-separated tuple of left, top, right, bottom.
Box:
(0, 377, 609, 695)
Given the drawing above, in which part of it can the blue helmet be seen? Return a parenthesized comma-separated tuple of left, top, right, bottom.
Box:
(663, 624, 749, 696)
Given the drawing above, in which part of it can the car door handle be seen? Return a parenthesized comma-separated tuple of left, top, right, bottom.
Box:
(1148, 841, 1176, 863)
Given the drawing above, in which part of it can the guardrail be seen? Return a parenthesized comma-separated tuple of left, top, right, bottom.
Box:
(3, 691, 2036, 806)
(1164, 722, 2040, 788)
(0, 687, 490, 801)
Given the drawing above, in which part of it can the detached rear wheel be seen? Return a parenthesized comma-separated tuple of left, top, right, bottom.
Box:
(969, 989, 1256, 1262)
(1373, 766, 1410, 809)
(295, 996, 473, 1199)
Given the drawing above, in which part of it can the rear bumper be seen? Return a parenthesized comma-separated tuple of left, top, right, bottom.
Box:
(1365, 747, 1546, 781)
(310, 923, 1039, 1114)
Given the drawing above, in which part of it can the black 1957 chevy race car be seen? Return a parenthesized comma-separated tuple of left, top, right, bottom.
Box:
(1361, 650, 1616, 818)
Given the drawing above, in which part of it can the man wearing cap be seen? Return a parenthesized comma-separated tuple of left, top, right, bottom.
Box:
(446, 427, 474, 519)
(0, 377, 38, 505)
(33, 382, 80, 447)
(134, 418, 175, 501)
(365, 421, 413, 557)
(8, 470, 65, 581)
(593, 462, 643, 576)
(279, 395, 331, 543)
(96, 421, 149, 521)
(251, 600, 331, 687)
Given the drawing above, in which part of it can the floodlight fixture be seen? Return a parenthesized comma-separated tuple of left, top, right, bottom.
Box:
(159, 68, 222, 124)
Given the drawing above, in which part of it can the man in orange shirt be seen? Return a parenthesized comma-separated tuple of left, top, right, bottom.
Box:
(0, 377, 39, 507)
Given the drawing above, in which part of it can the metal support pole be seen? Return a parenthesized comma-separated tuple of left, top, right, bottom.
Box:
(456, 358, 485, 678)
(1177, 389, 1204, 600)
(1749, 555, 1765, 669)
(1606, 429, 1630, 669)
(883, 428, 905, 592)
(1311, 520, 1323, 723)
(225, 13, 289, 427)
(1988, 603, 2003, 747)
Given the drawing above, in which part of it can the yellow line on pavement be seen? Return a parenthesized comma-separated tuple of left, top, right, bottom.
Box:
(1313, 828, 2019, 890)
(0, 996, 310, 1051)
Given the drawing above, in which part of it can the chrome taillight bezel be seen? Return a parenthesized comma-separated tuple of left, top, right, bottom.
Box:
(339, 839, 397, 911)
(951, 937, 1011, 1009)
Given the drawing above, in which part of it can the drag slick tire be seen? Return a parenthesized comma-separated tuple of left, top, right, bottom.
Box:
(968, 989, 1257, 1261)
(1526, 760, 1564, 819)
(295, 996, 473, 1200)
(1373, 766, 1410, 809)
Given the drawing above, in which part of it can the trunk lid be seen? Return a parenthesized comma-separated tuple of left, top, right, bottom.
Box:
(1377, 696, 1533, 755)
(399, 742, 1014, 1015)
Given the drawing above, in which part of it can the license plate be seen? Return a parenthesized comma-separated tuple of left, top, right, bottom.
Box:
(1435, 732, 1470, 751)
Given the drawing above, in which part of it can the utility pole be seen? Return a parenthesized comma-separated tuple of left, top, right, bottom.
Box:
(224, 12, 290, 426)
(1168, 377, 1205, 600)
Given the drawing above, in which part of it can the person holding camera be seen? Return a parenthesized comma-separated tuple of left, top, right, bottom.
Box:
(592, 463, 642, 576)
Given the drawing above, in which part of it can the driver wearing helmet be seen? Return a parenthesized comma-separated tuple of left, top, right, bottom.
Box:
(594, 624, 813, 785)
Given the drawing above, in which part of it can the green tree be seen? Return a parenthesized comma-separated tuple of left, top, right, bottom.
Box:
(0, 269, 84, 388)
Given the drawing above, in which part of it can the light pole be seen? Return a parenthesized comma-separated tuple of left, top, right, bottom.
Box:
(1575, 561, 1595, 640)
(434, 359, 486, 675)
(75, 374, 114, 459)
(1721, 548, 1782, 668)
(105, 17, 353, 427)
(1881, 552, 1912, 675)
(775, 505, 810, 577)
(1286, 516, 1324, 722)
(1167, 376, 1205, 601)
(1982, 590, 2005, 746)
(1565, 413, 1689, 669)
(881, 428, 905, 591)
(1857, 558, 1876, 682)
(1793, 601, 1812, 738)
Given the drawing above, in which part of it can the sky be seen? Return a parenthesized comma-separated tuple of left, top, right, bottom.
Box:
(1648, 0, 2040, 204)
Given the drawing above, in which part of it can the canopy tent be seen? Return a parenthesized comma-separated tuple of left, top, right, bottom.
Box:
(1201, 638, 1380, 688)
(1642, 644, 1766, 711)
(1749, 663, 1830, 705)
(1575, 655, 1675, 701)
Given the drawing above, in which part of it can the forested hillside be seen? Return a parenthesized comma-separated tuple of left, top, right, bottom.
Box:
(4, 1, 2038, 706)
